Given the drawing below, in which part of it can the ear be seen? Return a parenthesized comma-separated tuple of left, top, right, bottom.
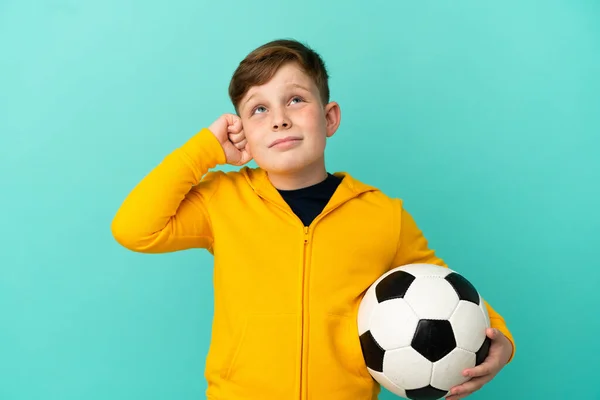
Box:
(324, 101, 341, 138)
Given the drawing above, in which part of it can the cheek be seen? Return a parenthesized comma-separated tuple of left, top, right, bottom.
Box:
(300, 107, 325, 130)
(241, 121, 258, 143)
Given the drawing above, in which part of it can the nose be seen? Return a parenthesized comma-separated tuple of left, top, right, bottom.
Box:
(273, 121, 289, 129)
(272, 109, 291, 131)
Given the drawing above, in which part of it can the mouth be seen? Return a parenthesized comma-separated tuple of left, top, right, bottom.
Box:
(269, 136, 302, 148)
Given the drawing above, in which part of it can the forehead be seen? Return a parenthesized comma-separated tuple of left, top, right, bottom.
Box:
(243, 63, 317, 100)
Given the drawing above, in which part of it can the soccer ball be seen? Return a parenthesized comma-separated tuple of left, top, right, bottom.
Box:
(357, 264, 491, 400)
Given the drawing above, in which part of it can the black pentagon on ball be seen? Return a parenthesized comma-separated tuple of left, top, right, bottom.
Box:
(476, 336, 491, 365)
(411, 319, 456, 362)
(405, 385, 448, 400)
(375, 270, 415, 303)
(444, 272, 480, 305)
(359, 330, 385, 372)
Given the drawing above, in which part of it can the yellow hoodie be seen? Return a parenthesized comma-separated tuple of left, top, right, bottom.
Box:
(111, 128, 514, 400)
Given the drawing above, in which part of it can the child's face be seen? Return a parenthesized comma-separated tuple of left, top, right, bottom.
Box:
(237, 62, 340, 179)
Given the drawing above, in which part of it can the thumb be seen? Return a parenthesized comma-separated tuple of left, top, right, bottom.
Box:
(224, 142, 251, 166)
(238, 144, 253, 165)
(486, 328, 507, 342)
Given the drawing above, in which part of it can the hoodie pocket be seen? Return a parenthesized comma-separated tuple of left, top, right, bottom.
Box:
(223, 313, 298, 397)
(305, 314, 376, 399)
(311, 314, 372, 386)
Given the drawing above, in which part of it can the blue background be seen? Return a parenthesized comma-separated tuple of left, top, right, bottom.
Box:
(1, 1, 599, 399)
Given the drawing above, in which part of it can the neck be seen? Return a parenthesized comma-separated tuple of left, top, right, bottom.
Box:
(267, 163, 328, 191)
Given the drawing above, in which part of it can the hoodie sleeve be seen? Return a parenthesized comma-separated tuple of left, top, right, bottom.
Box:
(392, 200, 515, 363)
(111, 128, 226, 253)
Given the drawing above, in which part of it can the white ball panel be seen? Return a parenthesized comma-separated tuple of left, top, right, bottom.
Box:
(404, 277, 459, 320)
(357, 286, 379, 335)
(398, 263, 453, 278)
(383, 347, 432, 390)
(449, 301, 488, 352)
(368, 369, 407, 398)
(370, 298, 419, 350)
(431, 347, 475, 391)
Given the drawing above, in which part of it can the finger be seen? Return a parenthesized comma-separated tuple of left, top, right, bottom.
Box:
(240, 151, 252, 165)
(233, 138, 247, 150)
(446, 392, 470, 400)
(463, 360, 496, 378)
(232, 149, 252, 166)
(244, 143, 252, 158)
(463, 339, 503, 378)
(450, 375, 490, 397)
(226, 115, 243, 134)
(228, 130, 245, 144)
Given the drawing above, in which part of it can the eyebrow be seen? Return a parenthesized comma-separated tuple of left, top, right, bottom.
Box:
(243, 93, 257, 109)
(242, 83, 311, 109)
(289, 83, 311, 92)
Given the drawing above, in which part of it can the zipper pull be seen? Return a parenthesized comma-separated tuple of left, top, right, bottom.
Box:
(304, 226, 309, 244)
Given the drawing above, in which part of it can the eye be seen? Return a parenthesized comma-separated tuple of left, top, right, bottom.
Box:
(290, 96, 304, 105)
(252, 105, 267, 115)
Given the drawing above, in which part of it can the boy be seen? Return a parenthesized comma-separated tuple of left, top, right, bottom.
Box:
(111, 39, 514, 400)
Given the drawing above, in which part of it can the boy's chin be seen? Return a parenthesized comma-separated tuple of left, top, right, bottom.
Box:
(255, 151, 326, 175)
(262, 164, 306, 176)
(266, 157, 322, 174)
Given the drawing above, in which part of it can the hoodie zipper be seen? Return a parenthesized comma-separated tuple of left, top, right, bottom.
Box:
(251, 193, 310, 399)
(300, 225, 310, 400)
(253, 191, 351, 400)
